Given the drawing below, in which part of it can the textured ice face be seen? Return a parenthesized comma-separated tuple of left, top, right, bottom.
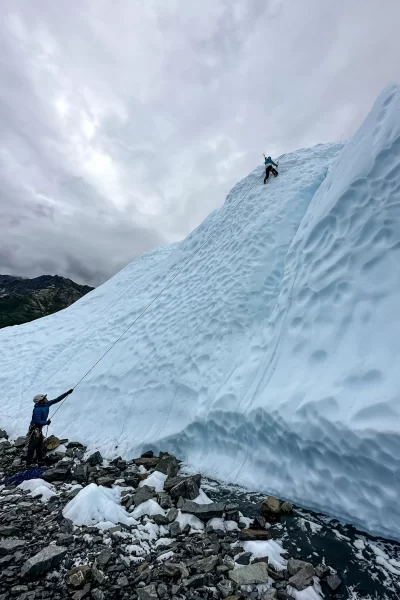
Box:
(1, 85, 400, 539)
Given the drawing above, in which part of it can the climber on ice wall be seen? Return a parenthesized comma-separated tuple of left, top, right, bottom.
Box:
(26, 389, 73, 465)
(263, 153, 278, 184)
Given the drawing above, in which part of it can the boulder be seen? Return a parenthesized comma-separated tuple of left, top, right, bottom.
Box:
(228, 562, 269, 585)
(181, 500, 225, 521)
(0, 429, 8, 439)
(156, 454, 180, 477)
(288, 565, 315, 591)
(134, 485, 155, 506)
(21, 545, 67, 577)
(170, 476, 200, 501)
(0, 539, 26, 556)
(137, 584, 158, 600)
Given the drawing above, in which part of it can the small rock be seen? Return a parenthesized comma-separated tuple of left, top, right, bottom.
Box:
(0, 525, 19, 536)
(164, 474, 201, 492)
(281, 501, 293, 514)
(217, 579, 235, 598)
(181, 500, 225, 521)
(287, 558, 313, 576)
(91, 590, 105, 600)
(170, 476, 200, 501)
(229, 562, 269, 585)
(254, 515, 268, 529)
(134, 485, 155, 506)
(235, 552, 252, 565)
(315, 563, 330, 579)
(260, 496, 283, 521)
(288, 565, 315, 591)
(153, 514, 169, 526)
(167, 507, 179, 523)
(262, 591, 277, 600)
(186, 573, 206, 589)
(116, 574, 129, 587)
(68, 565, 92, 589)
(92, 564, 105, 585)
(60, 518, 74, 533)
(137, 583, 158, 599)
(141, 451, 154, 458)
(156, 454, 180, 478)
(191, 555, 219, 574)
(56, 533, 74, 546)
(67, 441, 84, 448)
(0, 539, 26, 556)
(326, 573, 342, 591)
(14, 436, 27, 447)
(169, 521, 181, 537)
(67, 488, 81, 500)
(239, 529, 272, 541)
(87, 451, 103, 466)
(158, 492, 173, 509)
(96, 548, 113, 566)
(96, 476, 115, 487)
(21, 545, 67, 577)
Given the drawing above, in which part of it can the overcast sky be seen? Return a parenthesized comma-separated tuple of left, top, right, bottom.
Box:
(0, 0, 399, 286)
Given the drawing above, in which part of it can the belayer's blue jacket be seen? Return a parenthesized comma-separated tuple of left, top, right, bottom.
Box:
(30, 392, 69, 426)
(265, 157, 277, 167)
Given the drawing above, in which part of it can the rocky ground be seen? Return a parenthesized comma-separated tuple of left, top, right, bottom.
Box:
(0, 429, 399, 600)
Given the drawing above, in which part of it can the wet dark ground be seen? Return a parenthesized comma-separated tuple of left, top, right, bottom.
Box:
(203, 477, 400, 600)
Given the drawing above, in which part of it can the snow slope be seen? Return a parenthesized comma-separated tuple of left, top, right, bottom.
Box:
(2, 85, 400, 539)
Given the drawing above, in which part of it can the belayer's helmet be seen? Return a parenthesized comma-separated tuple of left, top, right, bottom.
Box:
(33, 394, 47, 404)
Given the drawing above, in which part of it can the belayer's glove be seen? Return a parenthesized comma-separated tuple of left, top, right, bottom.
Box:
(67, 389, 73, 395)
(47, 420, 51, 425)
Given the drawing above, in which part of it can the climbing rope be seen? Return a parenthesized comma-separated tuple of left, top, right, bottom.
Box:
(46, 162, 275, 432)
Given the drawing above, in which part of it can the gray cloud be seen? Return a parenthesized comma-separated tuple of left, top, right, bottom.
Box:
(0, 0, 399, 286)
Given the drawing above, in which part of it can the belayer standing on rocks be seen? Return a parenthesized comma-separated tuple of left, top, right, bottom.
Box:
(263, 153, 278, 184)
(26, 389, 73, 465)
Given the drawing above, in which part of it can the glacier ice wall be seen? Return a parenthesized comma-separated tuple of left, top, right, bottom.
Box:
(1, 85, 400, 539)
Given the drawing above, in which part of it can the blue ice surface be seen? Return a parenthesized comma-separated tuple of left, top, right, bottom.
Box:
(1, 84, 400, 540)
